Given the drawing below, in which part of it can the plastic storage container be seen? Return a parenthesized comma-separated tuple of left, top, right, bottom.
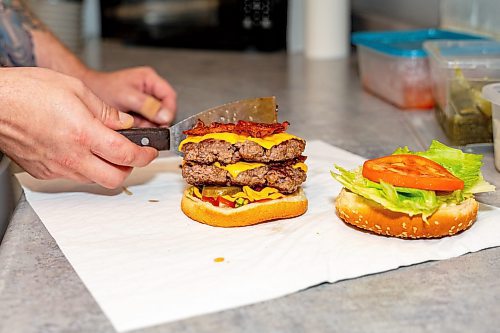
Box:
(352, 29, 485, 109)
(482, 83, 500, 172)
(424, 40, 500, 145)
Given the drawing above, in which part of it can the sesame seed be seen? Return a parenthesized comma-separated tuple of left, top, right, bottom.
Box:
(402, 222, 407, 229)
(413, 227, 417, 233)
(434, 221, 439, 225)
(458, 223, 463, 228)
(375, 224, 381, 229)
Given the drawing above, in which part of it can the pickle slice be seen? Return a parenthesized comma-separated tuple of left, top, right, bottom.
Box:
(202, 186, 242, 198)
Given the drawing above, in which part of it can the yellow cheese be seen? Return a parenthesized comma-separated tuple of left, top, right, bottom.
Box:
(214, 161, 307, 178)
(222, 186, 284, 203)
(179, 132, 302, 150)
(188, 185, 284, 205)
(293, 162, 308, 172)
(214, 161, 265, 178)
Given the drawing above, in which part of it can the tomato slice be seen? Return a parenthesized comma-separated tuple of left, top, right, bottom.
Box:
(217, 196, 235, 208)
(362, 154, 464, 191)
(202, 196, 219, 207)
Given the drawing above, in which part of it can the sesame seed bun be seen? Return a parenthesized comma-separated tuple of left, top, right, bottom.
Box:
(181, 187, 308, 227)
(335, 188, 478, 239)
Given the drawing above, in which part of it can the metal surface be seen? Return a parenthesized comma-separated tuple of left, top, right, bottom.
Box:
(0, 42, 499, 333)
(0, 154, 22, 244)
(168, 96, 277, 153)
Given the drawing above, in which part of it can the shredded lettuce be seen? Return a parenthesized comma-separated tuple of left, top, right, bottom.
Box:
(331, 141, 495, 218)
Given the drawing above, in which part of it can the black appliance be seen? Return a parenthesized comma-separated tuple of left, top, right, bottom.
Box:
(101, 0, 288, 51)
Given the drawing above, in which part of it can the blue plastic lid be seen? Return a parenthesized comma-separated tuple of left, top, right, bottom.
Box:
(351, 29, 486, 58)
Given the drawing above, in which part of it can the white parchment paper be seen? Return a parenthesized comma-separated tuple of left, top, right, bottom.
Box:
(17, 141, 500, 332)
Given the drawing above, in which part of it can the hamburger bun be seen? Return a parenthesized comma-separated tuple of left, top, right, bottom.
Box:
(335, 188, 478, 239)
(181, 187, 308, 227)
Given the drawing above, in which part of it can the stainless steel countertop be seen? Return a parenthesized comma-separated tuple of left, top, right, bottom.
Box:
(0, 155, 22, 244)
(1, 42, 499, 333)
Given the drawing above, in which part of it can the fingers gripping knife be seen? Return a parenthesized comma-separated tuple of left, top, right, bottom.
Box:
(118, 97, 278, 155)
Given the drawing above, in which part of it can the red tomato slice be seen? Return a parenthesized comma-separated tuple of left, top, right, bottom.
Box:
(362, 154, 464, 191)
(202, 196, 219, 207)
(217, 196, 235, 208)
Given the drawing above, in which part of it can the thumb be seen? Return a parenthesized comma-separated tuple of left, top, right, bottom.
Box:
(80, 87, 134, 130)
(99, 104, 135, 130)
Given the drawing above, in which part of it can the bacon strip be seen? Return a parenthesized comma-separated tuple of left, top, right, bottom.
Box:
(183, 120, 290, 138)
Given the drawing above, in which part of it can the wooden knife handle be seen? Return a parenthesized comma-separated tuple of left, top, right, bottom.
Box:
(117, 128, 170, 151)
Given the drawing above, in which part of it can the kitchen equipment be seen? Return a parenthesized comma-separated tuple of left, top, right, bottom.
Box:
(0, 153, 22, 243)
(482, 83, 500, 172)
(424, 40, 500, 145)
(351, 29, 485, 109)
(100, 0, 288, 51)
(119, 96, 277, 154)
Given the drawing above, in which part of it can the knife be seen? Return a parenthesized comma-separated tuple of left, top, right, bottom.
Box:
(117, 96, 277, 155)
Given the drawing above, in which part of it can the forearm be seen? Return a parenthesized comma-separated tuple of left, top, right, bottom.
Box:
(0, 0, 88, 78)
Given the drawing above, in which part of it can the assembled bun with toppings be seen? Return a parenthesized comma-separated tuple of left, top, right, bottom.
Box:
(179, 120, 308, 227)
(331, 141, 495, 239)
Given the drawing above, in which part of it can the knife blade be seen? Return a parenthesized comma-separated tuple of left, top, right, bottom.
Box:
(117, 96, 277, 155)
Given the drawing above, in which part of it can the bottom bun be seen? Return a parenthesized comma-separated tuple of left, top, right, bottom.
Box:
(181, 187, 308, 227)
(335, 188, 478, 239)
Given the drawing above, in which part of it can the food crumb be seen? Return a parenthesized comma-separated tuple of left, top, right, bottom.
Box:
(148, 199, 159, 203)
(214, 257, 225, 263)
(122, 187, 133, 195)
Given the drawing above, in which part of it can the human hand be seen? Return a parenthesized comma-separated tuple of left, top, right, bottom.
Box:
(83, 67, 177, 127)
(0, 67, 158, 188)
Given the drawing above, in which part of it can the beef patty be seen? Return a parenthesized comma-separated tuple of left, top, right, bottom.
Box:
(182, 160, 307, 194)
(182, 138, 305, 164)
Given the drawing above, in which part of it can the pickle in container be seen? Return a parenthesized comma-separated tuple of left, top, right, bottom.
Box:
(424, 40, 500, 145)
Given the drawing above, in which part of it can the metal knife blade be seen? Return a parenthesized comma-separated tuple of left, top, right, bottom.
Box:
(118, 96, 277, 155)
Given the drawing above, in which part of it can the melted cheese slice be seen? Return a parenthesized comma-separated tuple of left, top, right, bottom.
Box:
(293, 162, 308, 173)
(214, 161, 265, 178)
(179, 132, 302, 150)
(214, 161, 307, 178)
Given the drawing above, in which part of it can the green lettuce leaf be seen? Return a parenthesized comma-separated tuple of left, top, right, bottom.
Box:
(331, 141, 495, 218)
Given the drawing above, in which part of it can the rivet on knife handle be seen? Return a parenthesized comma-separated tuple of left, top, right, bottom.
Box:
(117, 128, 170, 151)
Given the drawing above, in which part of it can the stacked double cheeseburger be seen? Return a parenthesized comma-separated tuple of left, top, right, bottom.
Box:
(179, 120, 308, 227)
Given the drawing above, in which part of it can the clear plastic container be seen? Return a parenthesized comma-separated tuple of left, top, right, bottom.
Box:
(424, 40, 500, 145)
(482, 83, 500, 172)
(352, 29, 485, 110)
